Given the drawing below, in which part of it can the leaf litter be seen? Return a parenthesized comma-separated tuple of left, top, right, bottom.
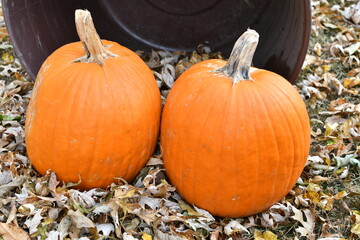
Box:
(0, 0, 359, 239)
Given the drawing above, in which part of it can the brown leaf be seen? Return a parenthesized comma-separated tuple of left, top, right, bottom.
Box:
(67, 210, 95, 229)
(290, 205, 316, 239)
(0, 223, 30, 240)
(210, 228, 222, 240)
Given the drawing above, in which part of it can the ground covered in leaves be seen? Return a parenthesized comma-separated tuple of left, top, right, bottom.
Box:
(0, 0, 359, 239)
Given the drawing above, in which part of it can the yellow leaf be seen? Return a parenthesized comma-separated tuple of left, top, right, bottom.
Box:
(333, 191, 348, 200)
(114, 187, 136, 199)
(142, 233, 153, 240)
(351, 223, 360, 236)
(254, 230, 278, 240)
(307, 183, 321, 192)
(1, 52, 14, 62)
(263, 231, 278, 240)
(179, 201, 202, 216)
(344, 77, 360, 89)
(319, 197, 334, 211)
(325, 158, 331, 167)
(314, 42, 322, 56)
(304, 191, 320, 204)
(335, 166, 347, 175)
(43, 219, 52, 225)
(124, 189, 136, 198)
(254, 230, 264, 239)
(324, 123, 338, 137)
(322, 65, 331, 72)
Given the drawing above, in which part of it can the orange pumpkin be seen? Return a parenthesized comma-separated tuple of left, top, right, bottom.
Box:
(161, 29, 310, 217)
(25, 10, 161, 190)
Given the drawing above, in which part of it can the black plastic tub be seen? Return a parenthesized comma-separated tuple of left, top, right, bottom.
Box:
(2, 0, 311, 83)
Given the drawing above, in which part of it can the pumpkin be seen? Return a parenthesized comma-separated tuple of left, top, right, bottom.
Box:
(25, 10, 161, 190)
(161, 29, 310, 217)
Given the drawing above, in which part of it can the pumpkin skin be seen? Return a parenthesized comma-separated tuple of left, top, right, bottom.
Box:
(25, 39, 161, 190)
(161, 59, 310, 217)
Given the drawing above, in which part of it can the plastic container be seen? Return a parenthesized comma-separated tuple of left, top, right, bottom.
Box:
(2, 0, 311, 83)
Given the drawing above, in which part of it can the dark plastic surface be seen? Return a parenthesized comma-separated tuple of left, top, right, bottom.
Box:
(2, 0, 311, 83)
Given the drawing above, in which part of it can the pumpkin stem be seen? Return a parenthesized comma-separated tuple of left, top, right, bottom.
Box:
(75, 9, 117, 65)
(218, 29, 259, 84)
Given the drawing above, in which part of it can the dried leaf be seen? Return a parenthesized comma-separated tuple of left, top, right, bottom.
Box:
(96, 223, 114, 236)
(58, 216, 71, 239)
(343, 2, 360, 24)
(162, 64, 176, 88)
(154, 229, 182, 240)
(0, 177, 23, 198)
(139, 196, 161, 210)
(260, 213, 274, 227)
(179, 201, 202, 216)
(123, 232, 137, 240)
(0, 223, 30, 240)
(290, 205, 315, 239)
(224, 220, 249, 235)
(269, 203, 291, 223)
(344, 77, 360, 89)
(142, 232, 153, 240)
(344, 42, 360, 55)
(0, 171, 12, 184)
(146, 157, 163, 166)
(67, 210, 95, 229)
(334, 154, 359, 169)
(24, 208, 43, 234)
(69, 189, 96, 209)
(351, 210, 360, 236)
(254, 229, 279, 240)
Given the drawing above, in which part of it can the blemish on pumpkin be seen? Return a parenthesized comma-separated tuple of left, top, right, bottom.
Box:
(210, 72, 228, 78)
(26, 63, 51, 133)
(89, 174, 101, 181)
(232, 195, 240, 201)
(70, 139, 78, 144)
(204, 62, 221, 69)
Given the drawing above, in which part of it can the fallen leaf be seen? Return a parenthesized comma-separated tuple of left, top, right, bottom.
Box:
(224, 220, 249, 235)
(179, 201, 202, 216)
(162, 64, 176, 88)
(142, 232, 153, 240)
(24, 208, 43, 234)
(0, 176, 24, 198)
(0, 171, 12, 185)
(122, 233, 135, 240)
(67, 210, 95, 229)
(343, 2, 360, 24)
(351, 210, 360, 236)
(154, 229, 182, 240)
(269, 203, 291, 223)
(146, 157, 163, 166)
(0, 223, 30, 240)
(96, 223, 114, 236)
(254, 229, 279, 240)
(344, 42, 360, 55)
(69, 189, 96, 209)
(334, 154, 359, 169)
(290, 205, 315, 239)
(139, 196, 161, 210)
(344, 77, 360, 89)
